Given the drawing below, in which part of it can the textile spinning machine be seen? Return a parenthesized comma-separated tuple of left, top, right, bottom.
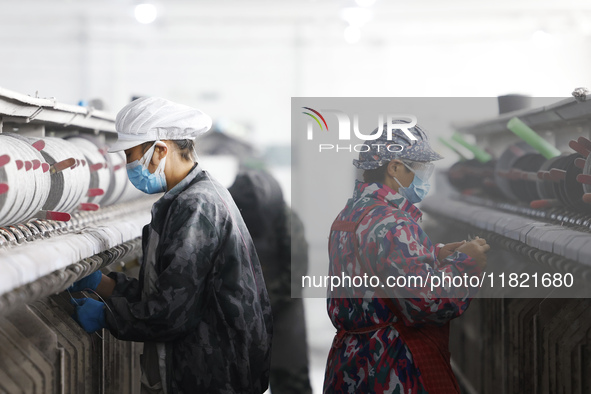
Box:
(0, 88, 154, 393)
(421, 93, 591, 393)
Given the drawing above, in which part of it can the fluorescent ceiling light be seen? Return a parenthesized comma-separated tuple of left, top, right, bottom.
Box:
(135, 4, 158, 24)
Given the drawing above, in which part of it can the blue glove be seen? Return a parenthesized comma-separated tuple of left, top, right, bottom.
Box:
(70, 298, 107, 333)
(68, 270, 102, 293)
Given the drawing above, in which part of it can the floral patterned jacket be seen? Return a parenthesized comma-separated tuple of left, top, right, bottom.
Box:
(324, 181, 482, 393)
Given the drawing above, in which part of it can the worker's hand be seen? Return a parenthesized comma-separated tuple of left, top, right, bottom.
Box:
(456, 236, 490, 270)
(437, 241, 466, 261)
(68, 271, 102, 293)
(70, 298, 107, 333)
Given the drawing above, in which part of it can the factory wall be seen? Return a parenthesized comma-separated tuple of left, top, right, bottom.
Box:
(2, 2, 591, 148)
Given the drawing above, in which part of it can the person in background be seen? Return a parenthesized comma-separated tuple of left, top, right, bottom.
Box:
(197, 129, 313, 394)
(324, 122, 489, 393)
(68, 97, 273, 394)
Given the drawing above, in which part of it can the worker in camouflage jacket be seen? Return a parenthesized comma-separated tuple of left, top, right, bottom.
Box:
(195, 128, 313, 393)
(68, 97, 273, 394)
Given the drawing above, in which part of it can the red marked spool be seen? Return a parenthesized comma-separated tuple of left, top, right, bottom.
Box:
(0, 155, 10, 167)
(549, 169, 567, 182)
(578, 136, 591, 152)
(569, 140, 590, 157)
(44, 211, 71, 221)
(79, 203, 99, 211)
(89, 163, 104, 172)
(87, 188, 104, 197)
(32, 160, 41, 170)
(0, 184, 8, 195)
(31, 140, 45, 151)
(576, 174, 591, 185)
(530, 199, 561, 209)
(41, 163, 50, 173)
(24, 161, 32, 171)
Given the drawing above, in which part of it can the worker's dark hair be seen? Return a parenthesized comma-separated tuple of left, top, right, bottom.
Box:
(140, 141, 153, 153)
(138, 140, 195, 161)
(362, 160, 410, 184)
(171, 139, 195, 161)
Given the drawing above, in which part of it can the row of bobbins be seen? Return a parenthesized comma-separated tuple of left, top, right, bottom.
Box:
(0, 134, 140, 228)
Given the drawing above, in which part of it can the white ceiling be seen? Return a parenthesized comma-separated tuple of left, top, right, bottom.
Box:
(3, 0, 591, 43)
(1, 0, 590, 145)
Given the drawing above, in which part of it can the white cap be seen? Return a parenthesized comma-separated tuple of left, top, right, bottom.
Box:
(108, 97, 213, 152)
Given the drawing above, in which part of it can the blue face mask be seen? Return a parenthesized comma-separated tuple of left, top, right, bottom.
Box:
(394, 175, 431, 204)
(126, 142, 167, 194)
(393, 161, 432, 204)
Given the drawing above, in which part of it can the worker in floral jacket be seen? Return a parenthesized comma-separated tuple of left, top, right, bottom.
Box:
(324, 122, 489, 394)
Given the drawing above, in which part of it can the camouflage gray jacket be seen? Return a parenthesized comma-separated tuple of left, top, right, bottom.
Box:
(104, 164, 273, 394)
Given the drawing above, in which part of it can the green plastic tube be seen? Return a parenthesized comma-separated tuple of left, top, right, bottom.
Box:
(451, 133, 493, 163)
(438, 137, 467, 161)
(506, 117, 560, 159)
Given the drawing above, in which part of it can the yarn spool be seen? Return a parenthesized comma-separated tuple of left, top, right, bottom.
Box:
(102, 151, 137, 206)
(65, 136, 109, 207)
(0, 137, 23, 227)
(3, 134, 51, 224)
(0, 135, 52, 226)
(1, 137, 33, 225)
(0, 134, 146, 227)
(37, 137, 89, 213)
